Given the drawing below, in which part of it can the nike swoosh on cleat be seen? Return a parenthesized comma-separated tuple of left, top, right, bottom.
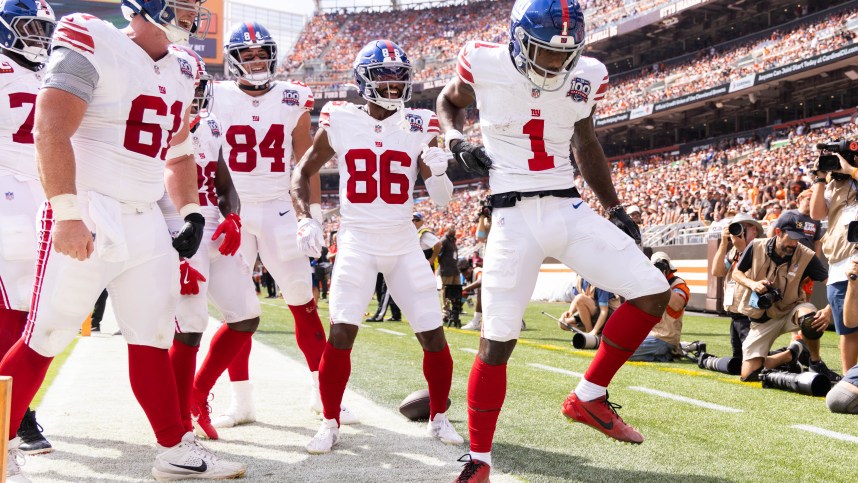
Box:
(279, 210, 290, 216)
(170, 460, 207, 473)
(572, 201, 583, 209)
(582, 406, 614, 430)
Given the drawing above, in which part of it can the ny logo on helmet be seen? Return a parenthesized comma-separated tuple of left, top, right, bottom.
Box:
(566, 77, 591, 102)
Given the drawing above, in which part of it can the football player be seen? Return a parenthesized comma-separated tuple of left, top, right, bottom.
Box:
(437, 1, 671, 481)
(292, 39, 462, 454)
(191, 21, 357, 438)
(0, 0, 56, 456)
(0, 0, 246, 480)
(157, 46, 261, 441)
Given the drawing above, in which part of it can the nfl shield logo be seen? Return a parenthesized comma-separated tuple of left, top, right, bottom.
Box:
(252, 100, 260, 107)
(153, 65, 160, 75)
(374, 125, 382, 133)
(5, 192, 13, 200)
(531, 88, 541, 98)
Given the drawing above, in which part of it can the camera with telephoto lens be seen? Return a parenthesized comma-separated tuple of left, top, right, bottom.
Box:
(728, 222, 744, 237)
(697, 353, 741, 375)
(759, 370, 831, 397)
(752, 286, 783, 310)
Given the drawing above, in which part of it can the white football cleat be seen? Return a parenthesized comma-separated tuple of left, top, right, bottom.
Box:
(151, 432, 246, 481)
(306, 418, 339, 455)
(309, 372, 360, 425)
(7, 437, 30, 483)
(211, 380, 256, 428)
(461, 320, 481, 331)
(427, 412, 464, 445)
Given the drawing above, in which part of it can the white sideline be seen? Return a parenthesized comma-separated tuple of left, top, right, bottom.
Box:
(460, 348, 478, 355)
(528, 363, 584, 379)
(791, 424, 858, 443)
(628, 386, 744, 413)
(376, 328, 406, 336)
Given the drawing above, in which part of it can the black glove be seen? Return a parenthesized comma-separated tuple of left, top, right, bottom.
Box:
(450, 139, 492, 176)
(172, 212, 205, 259)
(608, 206, 642, 245)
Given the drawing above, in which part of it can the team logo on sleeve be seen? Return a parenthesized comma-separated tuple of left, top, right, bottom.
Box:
(4, 192, 13, 200)
(177, 58, 194, 80)
(565, 77, 591, 102)
(282, 89, 300, 106)
(404, 114, 424, 132)
(0, 62, 14, 74)
(207, 120, 221, 137)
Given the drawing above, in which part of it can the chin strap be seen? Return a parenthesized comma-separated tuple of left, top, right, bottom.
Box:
(238, 82, 271, 92)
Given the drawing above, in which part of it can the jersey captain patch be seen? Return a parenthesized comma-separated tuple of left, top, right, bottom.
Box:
(566, 77, 591, 102)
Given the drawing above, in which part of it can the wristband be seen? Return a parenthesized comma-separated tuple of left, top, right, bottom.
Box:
(310, 203, 324, 223)
(815, 177, 827, 183)
(444, 129, 465, 151)
(49, 193, 82, 221)
(179, 203, 202, 219)
(606, 204, 624, 216)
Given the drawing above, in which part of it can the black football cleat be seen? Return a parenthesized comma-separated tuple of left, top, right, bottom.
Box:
(18, 408, 53, 455)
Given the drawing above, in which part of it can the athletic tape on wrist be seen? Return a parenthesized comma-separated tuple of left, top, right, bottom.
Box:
(49, 193, 82, 221)
(444, 129, 464, 151)
(179, 203, 202, 219)
(166, 136, 194, 159)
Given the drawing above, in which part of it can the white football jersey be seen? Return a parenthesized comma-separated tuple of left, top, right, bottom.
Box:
(320, 101, 440, 255)
(158, 114, 224, 228)
(210, 80, 313, 203)
(0, 54, 43, 180)
(457, 41, 608, 194)
(51, 14, 198, 204)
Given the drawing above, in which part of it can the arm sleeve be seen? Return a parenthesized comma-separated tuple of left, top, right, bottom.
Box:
(736, 244, 754, 272)
(803, 256, 829, 282)
(42, 47, 99, 103)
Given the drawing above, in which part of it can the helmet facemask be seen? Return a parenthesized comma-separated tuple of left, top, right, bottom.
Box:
(355, 61, 412, 111)
(192, 71, 213, 117)
(226, 44, 277, 86)
(0, 14, 55, 64)
(513, 25, 583, 92)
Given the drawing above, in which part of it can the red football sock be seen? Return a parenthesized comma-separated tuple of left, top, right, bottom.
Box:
(289, 300, 326, 372)
(169, 338, 199, 432)
(0, 309, 28, 360)
(318, 341, 351, 424)
(128, 344, 185, 447)
(0, 340, 52, 439)
(423, 344, 453, 419)
(467, 358, 507, 453)
(227, 337, 251, 382)
(584, 302, 661, 387)
(194, 324, 253, 394)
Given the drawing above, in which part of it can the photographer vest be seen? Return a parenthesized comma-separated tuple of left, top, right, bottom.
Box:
(650, 275, 689, 348)
(734, 238, 814, 321)
(821, 179, 857, 266)
(418, 227, 434, 260)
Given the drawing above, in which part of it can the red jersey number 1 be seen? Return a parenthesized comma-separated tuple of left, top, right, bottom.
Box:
(523, 118, 554, 171)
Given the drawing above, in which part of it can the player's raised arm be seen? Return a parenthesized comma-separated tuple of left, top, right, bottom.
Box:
(35, 86, 91, 260)
(418, 137, 454, 207)
(437, 76, 491, 176)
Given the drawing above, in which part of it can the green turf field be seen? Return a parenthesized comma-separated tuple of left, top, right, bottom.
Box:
(254, 296, 853, 483)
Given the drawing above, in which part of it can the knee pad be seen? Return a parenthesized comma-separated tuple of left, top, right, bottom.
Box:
(283, 278, 313, 305)
(29, 327, 78, 357)
(826, 383, 858, 414)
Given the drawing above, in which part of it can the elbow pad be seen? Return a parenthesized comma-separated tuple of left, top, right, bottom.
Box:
(425, 174, 453, 206)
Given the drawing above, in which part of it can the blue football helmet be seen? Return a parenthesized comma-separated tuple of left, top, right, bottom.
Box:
(509, 0, 586, 91)
(353, 39, 412, 111)
(0, 0, 55, 66)
(224, 22, 277, 87)
(121, 0, 210, 44)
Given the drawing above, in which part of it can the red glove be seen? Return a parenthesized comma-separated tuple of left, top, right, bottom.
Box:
(212, 213, 241, 256)
(179, 259, 206, 295)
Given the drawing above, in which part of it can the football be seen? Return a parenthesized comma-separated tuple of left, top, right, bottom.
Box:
(398, 389, 452, 421)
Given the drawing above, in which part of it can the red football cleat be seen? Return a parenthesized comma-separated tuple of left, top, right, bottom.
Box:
(562, 391, 644, 444)
(190, 389, 219, 440)
(453, 454, 490, 483)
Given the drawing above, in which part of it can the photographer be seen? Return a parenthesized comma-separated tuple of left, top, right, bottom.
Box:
(712, 213, 763, 358)
(767, 190, 822, 257)
(630, 253, 690, 362)
(475, 197, 492, 243)
(559, 275, 618, 335)
(811, 149, 858, 374)
(730, 220, 835, 381)
(413, 212, 442, 269)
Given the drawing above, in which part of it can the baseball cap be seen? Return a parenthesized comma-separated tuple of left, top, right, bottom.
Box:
(627, 205, 641, 215)
(776, 217, 806, 240)
(651, 251, 676, 271)
(730, 213, 764, 235)
(412, 212, 423, 220)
